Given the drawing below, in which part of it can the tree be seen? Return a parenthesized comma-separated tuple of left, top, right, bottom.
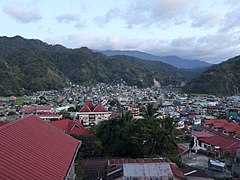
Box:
(68, 106, 75, 112)
(141, 103, 161, 120)
(96, 112, 179, 162)
(71, 134, 102, 158)
(121, 111, 133, 124)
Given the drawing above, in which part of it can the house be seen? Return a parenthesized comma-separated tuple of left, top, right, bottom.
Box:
(49, 119, 91, 136)
(202, 119, 240, 139)
(0, 114, 81, 180)
(192, 131, 239, 156)
(78, 100, 111, 125)
(106, 158, 186, 179)
(39, 113, 63, 122)
(125, 104, 140, 117)
(192, 131, 214, 153)
(18, 105, 53, 115)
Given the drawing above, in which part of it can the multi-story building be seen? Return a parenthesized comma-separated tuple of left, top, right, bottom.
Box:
(78, 100, 111, 125)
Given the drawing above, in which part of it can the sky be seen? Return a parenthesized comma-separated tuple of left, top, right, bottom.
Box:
(0, 0, 240, 63)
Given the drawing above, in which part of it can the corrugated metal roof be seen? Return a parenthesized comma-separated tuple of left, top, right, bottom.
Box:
(109, 158, 171, 165)
(107, 158, 186, 180)
(123, 163, 173, 179)
(0, 114, 80, 180)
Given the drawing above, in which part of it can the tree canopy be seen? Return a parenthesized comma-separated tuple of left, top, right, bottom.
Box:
(96, 104, 179, 162)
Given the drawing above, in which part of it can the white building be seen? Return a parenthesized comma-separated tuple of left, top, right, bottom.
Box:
(78, 100, 111, 125)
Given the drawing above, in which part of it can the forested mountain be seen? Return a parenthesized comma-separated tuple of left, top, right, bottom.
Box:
(184, 55, 240, 96)
(102, 50, 211, 69)
(0, 36, 193, 96)
(0, 36, 69, 96)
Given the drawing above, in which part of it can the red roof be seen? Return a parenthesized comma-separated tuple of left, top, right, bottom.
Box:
(0, 122, 8, 127)
(178, 144, 188, 152)
(79, 104, 92, 112)
(223, 124, 237, 133)
(212, 119, 228, 128)
(198, 136, 239, 155)
(192, 131, 214, 138)
(204, 120, 214, 125)
(35, 105, 53, 111)
(184, 121, 192, 126)
(0, 115, 81, 180)
(79, 100, 107, 113)
(204, 119, 240, 133)
(49, 119, 91, 135)
(19, 106, 36, 112)
(85, 100, 95, 111)
(19, 106, 53, 112)
(93, 104, 107, 112)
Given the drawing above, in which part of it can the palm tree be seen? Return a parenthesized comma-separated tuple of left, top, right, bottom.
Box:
(141, 103, 160, 120)
(159, 116, 179, 155)
(121, 110, 133, 124)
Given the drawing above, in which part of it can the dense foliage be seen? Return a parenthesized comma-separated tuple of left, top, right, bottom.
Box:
(71, 134, 102, 158)
(0, 36, 202, 96)
(184, 55, 240, 96)
(96, 104, 179, 162)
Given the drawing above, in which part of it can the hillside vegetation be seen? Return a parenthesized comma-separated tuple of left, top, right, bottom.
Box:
(0, 36, 191, 96)
(184, 55, 240, 96)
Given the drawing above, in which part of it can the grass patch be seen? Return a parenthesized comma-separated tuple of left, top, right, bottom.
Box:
(15, 96, 28, 105)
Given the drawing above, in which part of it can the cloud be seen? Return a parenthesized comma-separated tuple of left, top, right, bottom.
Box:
(74, 22, 86, 30)
(165, 32, 240, 63)
(191, 12, 220, 28)
(56, 13, 79, 23)
(224, 0, 240, 7)
(95, 0, 189, 28)
(3, 6, 41, 23)
(94, 8, 121, 27)
(45, 29, 240, 64)
(56, 13, 86, 29)
(220, 9, 240, 32)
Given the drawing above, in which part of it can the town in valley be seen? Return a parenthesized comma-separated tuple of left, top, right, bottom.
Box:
(1, 83, 240, 179)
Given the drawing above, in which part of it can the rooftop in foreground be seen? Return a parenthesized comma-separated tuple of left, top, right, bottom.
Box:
(0, 114, 81, 180)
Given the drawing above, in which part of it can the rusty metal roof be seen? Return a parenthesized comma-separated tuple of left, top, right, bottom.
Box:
(123, 163, 173, 179)
(107, 158, 186, 180)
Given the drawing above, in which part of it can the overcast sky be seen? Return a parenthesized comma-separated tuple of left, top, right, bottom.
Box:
(0, 0, 240, 63)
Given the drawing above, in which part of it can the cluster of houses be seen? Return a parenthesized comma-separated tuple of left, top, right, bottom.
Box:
(1, 114, 218, 179)
(1, 83, 240, 178)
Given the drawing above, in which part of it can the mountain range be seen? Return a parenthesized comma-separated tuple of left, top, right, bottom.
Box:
(1, 35, 239, 97)
(0, 36, 194, 96)
(101, 50, 212, 69)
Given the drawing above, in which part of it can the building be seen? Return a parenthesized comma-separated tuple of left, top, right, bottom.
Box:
(0, 114, 81, 180)
(39, 113, 63, 122)
(202, 119, 240, 140)
(18, 105, 53, 115)
(125, 104, 140, 117)
(49, 119, 91, 136)
(106, 158, 186, 179)
(193, 119, 240, 156)
(78, 100, 111, 125)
